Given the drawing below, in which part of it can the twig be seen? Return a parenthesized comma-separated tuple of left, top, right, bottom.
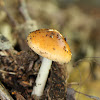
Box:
(18, 0, 31, 21)
(0, 70, 16, 75)
(0, 81, 14, 100)
(75, 90, 100, 100)
(1, 0, 18, 27)
(68, 82, 80, 86)
(3, 7, 18, 27)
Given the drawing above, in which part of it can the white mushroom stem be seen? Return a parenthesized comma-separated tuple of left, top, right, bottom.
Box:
(32, 57, 52, 97)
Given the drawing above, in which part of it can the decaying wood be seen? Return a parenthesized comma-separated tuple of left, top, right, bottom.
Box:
(0, 81, 14, 100)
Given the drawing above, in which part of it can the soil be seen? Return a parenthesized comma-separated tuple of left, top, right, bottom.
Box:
(0, 49, 68, 100)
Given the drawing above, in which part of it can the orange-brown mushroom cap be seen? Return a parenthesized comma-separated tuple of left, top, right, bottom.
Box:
(27, 29, 72, 63)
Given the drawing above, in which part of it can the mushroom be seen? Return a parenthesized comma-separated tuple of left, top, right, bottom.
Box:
(27, 29, 72, 97)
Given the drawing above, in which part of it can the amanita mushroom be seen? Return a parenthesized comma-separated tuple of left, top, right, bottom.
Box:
(27, 29, 72, 97)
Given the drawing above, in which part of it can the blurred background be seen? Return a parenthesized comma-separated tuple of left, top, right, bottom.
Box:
(0, 0, 100, 99)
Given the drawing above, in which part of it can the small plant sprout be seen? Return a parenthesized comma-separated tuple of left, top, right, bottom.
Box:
(27, 29, 72, 97)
